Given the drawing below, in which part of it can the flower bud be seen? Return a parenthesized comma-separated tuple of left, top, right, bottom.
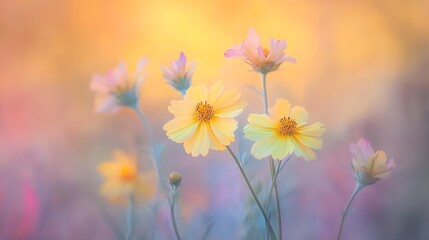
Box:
(168, 171, 182, 189)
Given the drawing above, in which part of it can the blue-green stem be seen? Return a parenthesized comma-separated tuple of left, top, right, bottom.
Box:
(336, 183, 364, 240)
(132, 104, 167, 197)
(261, 73, 282, 240)
(226, 146, 277, 240)
(170, 190, 182, 240)
(126, 194, 135, 240)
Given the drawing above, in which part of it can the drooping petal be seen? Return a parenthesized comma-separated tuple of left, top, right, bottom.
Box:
(291, 136, 317, 161)
(294, 133, 323, 149)
(164, 116, 199, 143)
(210, 117, 237, 145)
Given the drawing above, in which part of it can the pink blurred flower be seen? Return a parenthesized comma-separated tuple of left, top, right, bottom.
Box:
(349, 138, 396, 186)
(162, 52, 195, 95)
(224, 28, 296, 74)
(90, 59, 146, 112)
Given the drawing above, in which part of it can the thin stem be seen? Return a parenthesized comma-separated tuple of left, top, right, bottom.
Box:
(336, 183, 364, 240)
(261, 73, 282, 240)
(170, 191, 182, 240)
(267, 156, 291, 210)
(226, 146, 277, 240)
(126, 194, 135, 240)
(261, 73, 269, 114)
(132, 104, 169, 200)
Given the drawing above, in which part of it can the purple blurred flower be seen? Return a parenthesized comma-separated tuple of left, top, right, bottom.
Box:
(162, 52, 195, 95)
(90, 59, 146, 113)
(349, 138, 396, 186)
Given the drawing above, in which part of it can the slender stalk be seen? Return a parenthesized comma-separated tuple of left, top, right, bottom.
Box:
(226, 146, 277, 240)
(132, 104, 169, 200)
(261, 73, 282, 240)
(126, 194, 135, 240)
(170, 191, 182, 240)
(336, 183, 364, 240)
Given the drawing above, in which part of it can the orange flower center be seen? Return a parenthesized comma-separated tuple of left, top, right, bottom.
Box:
(262, 48, 270, 58)
(278, 117, 297, 136)
(120, 167, 136, 181)
(195, 101, 214, 122)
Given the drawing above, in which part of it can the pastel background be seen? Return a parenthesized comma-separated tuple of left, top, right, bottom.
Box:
(1, 0, 428, 239)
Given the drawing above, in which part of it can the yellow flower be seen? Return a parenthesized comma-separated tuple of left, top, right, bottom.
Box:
(98, 150, 156, 203)
(244, 99, 325, 161)
(164, 83, 246, 157)
(350, 138, 396, 185)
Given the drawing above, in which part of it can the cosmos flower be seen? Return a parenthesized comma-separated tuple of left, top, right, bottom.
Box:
(162, 52, 195, 95)
(98, 150, 155, 203)
(90, 59, 146, 112)
(349, 138, 396, 186)
(164, 82, 246, 157)
(224, 28, 296, 74)
(244, 98, 325, 161)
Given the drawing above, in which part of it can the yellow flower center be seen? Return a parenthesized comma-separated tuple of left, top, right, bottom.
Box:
(262, 48, 270, 58)
(277, 117, 297, 136)
(120, 166, 136, 181)
(195, 101, 214, 122)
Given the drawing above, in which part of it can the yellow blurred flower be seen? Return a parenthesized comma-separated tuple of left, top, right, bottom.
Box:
(244, 98, 325, 161)
(164, 83, 246, 157)
(350, 138, 396, 185)
(98, 150, 156, 203)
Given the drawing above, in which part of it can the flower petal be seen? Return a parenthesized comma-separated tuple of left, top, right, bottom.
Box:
(269, 98, 291, 121)
(164, 116, 199, 143)
(290, 106, 308, 125)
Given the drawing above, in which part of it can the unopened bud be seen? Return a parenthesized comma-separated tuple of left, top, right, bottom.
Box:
(168, 172, 182, 189)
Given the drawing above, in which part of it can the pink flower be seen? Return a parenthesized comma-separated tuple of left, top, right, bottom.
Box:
(224, 28, 296, 74)
(161, 52, 195, 95)
(90, 59, 146, 112)
(349, 138, 396, 185)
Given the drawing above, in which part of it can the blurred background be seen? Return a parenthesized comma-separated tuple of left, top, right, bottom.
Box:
(1, 0, 428, 239)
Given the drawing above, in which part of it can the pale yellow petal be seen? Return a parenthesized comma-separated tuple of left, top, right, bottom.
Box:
(294, 134, 323, 149)
(211, 89, 241, 110)
(207, 82, 224, 105)
(297, 122, 325, 137)
(291, 136, 317, 161)
(271, 137, 293, 160)
(98, 161, 119, 178)
(206, 123, 227, 150)
(251, 135, 282, 160)
(164, 116, 199, 143)
(215, 99, 246, 118)
(243, 124, 275, 141)
(210, 117, 237, 145)
(184, 122, 211, 157)
(184, 85, 209, 103)
(168, 100, 195, 117)
(268, 98, 291, 121)
(289, 106, 308, 125)
(247, 114, 276, 128)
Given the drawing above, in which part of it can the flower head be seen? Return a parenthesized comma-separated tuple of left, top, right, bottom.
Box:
(224, 28, 296, 74)
(98, 150, 156, 203)
(168, 171, 182, 190)
(90, 59, 146, 112)
(350, 138, 395, 186)
(162, 52, 195, 95)
(164, 82, 246, 157)
(244, 99, 325, 161)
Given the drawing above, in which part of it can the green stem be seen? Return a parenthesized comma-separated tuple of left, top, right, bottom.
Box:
(261, 73, 282, 240)
(132, 104, 169, 200)
(226, 146, 277, 240)
(336, 183, 364, 240)
(170, 191, 182, 240)
(126, 194, 134, 240)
